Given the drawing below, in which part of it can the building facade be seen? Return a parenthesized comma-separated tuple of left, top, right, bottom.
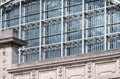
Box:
(0, 0, 120, 79)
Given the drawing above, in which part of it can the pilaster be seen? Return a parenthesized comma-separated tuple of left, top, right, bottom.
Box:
(0, 29, 26, 79)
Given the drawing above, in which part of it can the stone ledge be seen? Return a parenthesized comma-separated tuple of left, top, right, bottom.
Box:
(0, 29, 18, 39)
(0, 29, 27, 47)
(0, 37, 27, 47)
(8, 48, 120, 73)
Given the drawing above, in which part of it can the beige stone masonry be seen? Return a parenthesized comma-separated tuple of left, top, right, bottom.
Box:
(0, 29, 26, 79)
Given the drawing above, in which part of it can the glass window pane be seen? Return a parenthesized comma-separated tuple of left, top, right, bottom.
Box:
(45, 49, 61, 59)
(5, 7, 19, 27)
(66, 45, 82, 55)
(24, 2, 40, 23)
(42, 0, 61, 19)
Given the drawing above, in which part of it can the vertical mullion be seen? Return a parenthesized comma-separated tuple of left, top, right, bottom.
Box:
(43, 1, 46, 60)
(82, 0, 84, 54)
(18, 0, 22, 63)
(19, 0, 22, 44)
(22, 0, 26, 63)
(61, 0, 64, 57)
(4, 10, 6, 29)
(104, 0, 107, 50)
(108, 11, 111, 50)
(39, 0, 42, 60)
(0, 8, 2, 30)
(64, 0, 68, 56)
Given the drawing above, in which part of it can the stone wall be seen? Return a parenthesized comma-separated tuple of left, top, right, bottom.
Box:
(0, 29, 26, 79)
(9, 49, 120, 79)
(11, 58, 120, 79)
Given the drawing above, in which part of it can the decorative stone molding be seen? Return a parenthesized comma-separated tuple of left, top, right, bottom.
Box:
(32, 70, 36, 79)
(2, 76, 6, 79)
(2, 59, 6, 63)
(2, 72, 6, 79)
(57, 66, 65, 79)
(1, 48, 7, 79)
(8, 49, 120, 73)
(87, 62, 93, 79)
(1, 48, 6, 56)
(2, 67, 6, 71)
(119, 58, 120, 73)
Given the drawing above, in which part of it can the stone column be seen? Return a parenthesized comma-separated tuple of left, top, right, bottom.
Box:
(0, 29, 26, 79)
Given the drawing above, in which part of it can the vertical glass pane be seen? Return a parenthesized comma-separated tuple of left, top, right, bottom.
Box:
(42, 23, 61, 44)
(84, 0, 104, 11)
(45, 49, 61, 59)
(84, 14, 104, 38)
(108, 40, 120, 49)
(42, 0, 61, 19)
(25, 2, 40, 23)
(64, 18, 82, 41)
(87, 42, 104, 52)
(107, 9, 120, 34)
(64, 0, 82, 15)
(6, 7, 19, 27)
(23, 52, 39, 62)
(66, 45, 82, 56)
(25, 27, 39, 47)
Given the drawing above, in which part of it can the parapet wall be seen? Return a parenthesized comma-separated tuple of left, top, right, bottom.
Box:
(8, 49, 120, 79)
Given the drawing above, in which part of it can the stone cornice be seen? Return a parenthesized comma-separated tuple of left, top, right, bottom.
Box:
(0, 37, 27, 47)
(8, 48, 120, 73)
(0, 29, 27, 47)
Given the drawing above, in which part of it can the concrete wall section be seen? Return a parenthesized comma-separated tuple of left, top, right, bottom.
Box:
(12, 58, 120, 79)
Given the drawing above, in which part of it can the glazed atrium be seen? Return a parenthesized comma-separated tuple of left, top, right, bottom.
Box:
(0, 0, 120, 63)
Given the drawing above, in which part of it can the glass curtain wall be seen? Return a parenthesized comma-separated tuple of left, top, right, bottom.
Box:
(64, 0, 82, 15)
(41, 22, 61, 45)
(42, 0, 61, 19)
(2, 6, 19, 28)
(20, 0, 40, 62)
(24, 1, 40, 23)
(23, 1, 40, 47)
(106, 3, 120, 49)
(84, 0, 105, 52)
